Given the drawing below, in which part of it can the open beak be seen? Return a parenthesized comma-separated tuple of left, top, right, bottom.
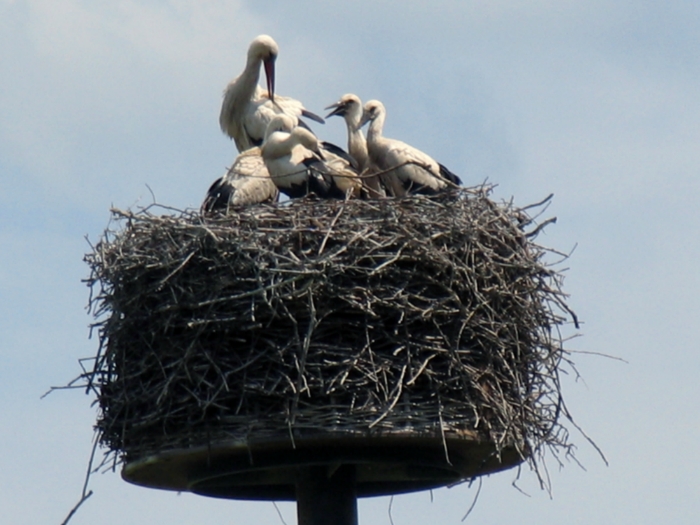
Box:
(264, 56, 276, 102)
(324, 101, 346, 119)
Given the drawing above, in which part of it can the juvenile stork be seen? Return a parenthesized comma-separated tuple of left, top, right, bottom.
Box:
(358, 99, 461, 196)
(201, 147, 279, 214)
(261, 115, 361, 199)
(326, 94, 385, 198)
(219, 35, 324, 152)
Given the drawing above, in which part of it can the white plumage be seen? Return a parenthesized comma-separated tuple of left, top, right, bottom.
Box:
(325, 94, 369, 172)
(358, 99, 461, 196)
(219, 35, 323, 153)
(201, 147, 279, 213)
(326, 94, 385, 198)
(317, 141, 364, 199)
(261, 115, 361, 199)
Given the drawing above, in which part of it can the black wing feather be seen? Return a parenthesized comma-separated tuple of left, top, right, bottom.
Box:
(201, 177, 233, 213)
(438, 163, 462, 186)
(301, 109, 325, 124)
(320, 141, 360, 171)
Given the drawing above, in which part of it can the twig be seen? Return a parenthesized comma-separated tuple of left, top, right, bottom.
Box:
(461, 477, 482, 521)
(59, 434, 99, 525)
(59, 491, 93, 525)
(77, 188, 594, 489)
(272, 502, 289, 525)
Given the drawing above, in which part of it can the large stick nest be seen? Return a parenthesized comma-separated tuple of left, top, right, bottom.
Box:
(84, 187, 579, 470)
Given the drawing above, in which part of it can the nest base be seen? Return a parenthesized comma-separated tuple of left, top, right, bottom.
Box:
(122, 432, 522, 500)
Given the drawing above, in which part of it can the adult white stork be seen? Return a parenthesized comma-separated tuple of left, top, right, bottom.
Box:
(219, 35, 324, 152)
(261, 115, 362, 199)
(358, 100, 461, 196)
(201, 147, 279, 214)
(325, 94, 385, 198)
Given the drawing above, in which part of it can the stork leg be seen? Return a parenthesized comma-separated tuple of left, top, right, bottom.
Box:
(295, 465, 358, 525)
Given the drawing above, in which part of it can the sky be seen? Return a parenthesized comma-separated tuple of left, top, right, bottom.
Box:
(1, 1, 699, 523)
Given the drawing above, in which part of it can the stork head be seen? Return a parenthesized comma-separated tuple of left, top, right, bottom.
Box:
(248, 35, 279, 102)
(325, 94, 363, 125)
(358, 99, 385, 129)
(263, 114, 296, 141)
(293, 127, 323, 157)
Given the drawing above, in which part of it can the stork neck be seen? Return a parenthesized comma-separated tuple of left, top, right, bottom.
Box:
(346, 104, 364, 133)
(347, 126, 368, 171)
(263, 131, 307, 160)
(366, 112, 385, 144)
(262, 132, 293, 159)
(238, 55, 262, 100)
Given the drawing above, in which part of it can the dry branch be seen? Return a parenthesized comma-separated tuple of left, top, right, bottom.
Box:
(82, 186, 579, 475)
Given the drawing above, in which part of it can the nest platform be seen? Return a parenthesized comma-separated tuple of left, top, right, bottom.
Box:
(84, 188, 577, 501)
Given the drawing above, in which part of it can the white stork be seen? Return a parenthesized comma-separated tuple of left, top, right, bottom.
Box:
(219, 35, 324, 153)
(201, 147, 279, 213)
(261, 115, 361, 199)
(325, 94, 369, 172)
(326, 94, 386, 199)
(358, 99, 461, 196)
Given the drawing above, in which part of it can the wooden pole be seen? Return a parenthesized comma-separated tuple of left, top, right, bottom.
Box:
(296, 465, 358, 525)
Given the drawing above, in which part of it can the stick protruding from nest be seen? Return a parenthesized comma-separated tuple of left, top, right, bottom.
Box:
(82, 186, 580, 486)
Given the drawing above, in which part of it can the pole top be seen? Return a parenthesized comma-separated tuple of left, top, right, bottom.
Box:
(123, 432, 523, 500)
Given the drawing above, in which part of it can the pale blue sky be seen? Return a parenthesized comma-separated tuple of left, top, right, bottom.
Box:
(1, 1, 699, 523)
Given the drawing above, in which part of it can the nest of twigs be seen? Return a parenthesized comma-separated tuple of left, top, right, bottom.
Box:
(83, 186, 579, 471)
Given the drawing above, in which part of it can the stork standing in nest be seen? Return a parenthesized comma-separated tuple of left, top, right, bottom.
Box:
(261, 115, 362, 199)
(219, 35, 324, 153)
(326, 94, 386, 198)
(358, 99, 461, 196)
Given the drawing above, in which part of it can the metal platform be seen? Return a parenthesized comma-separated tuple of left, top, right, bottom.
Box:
(122, 432, 523, 501)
